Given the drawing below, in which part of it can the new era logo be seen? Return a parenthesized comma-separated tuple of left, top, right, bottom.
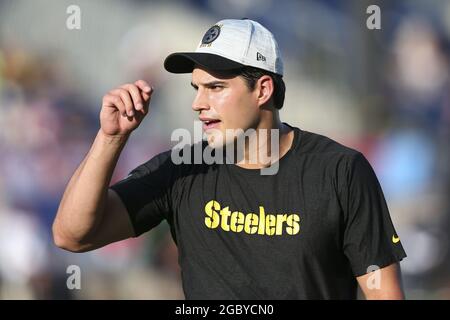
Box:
(256, 52, 266, 61)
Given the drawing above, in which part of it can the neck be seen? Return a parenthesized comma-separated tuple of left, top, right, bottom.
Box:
(232, 109, 293, 169)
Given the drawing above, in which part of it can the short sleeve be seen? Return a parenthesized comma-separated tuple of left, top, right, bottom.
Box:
(110, 151, 175, 237)
(340, 152, 407, 277)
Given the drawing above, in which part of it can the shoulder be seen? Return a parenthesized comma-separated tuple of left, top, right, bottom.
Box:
(130, 149, 173, 177)
(291, 128, 371, 178)
(131, 140, 210, 177)
(296, 129, 360, 158)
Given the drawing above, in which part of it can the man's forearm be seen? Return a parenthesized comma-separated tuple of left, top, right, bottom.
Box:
(53, 130, 129, 246)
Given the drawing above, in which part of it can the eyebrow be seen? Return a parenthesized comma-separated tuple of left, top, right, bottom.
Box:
(190, 80, 227, 89)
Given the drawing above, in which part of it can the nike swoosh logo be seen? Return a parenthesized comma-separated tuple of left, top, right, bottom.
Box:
(392, 235, 400, 244)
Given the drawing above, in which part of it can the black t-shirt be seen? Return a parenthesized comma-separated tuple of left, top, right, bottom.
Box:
(110, 125, 406, 299)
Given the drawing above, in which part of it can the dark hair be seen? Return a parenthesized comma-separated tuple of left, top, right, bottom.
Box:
(236, 66, 286, 109)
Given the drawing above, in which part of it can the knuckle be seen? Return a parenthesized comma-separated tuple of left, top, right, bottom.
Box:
(120, 83, 132, 90)
(128, 84, 138, 93)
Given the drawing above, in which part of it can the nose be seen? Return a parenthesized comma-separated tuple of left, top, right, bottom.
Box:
(192, 89, 210, 112)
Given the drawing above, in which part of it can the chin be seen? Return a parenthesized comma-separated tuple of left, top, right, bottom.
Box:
(205, 132, 225, 149)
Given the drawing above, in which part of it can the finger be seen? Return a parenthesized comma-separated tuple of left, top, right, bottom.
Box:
(141, 86, 153, 105)
(133, 81, 153, 115)
(134, 80, 152, 93)
(141, 90, 152, 105)
(111, 88, 134, 117)
(140, 88, 153, 115)
(122, 84, 144, 111)
(104, 93, 127, 117)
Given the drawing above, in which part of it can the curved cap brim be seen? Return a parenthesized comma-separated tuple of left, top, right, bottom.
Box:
(164, 52, 244, 74)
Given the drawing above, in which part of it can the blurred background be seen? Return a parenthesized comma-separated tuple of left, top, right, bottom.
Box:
(0, 0, 449, 299)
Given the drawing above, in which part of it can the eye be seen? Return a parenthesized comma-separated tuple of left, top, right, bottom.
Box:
(209, 85, 223, 91)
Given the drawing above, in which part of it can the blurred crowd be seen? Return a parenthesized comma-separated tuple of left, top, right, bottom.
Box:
(0, 0, 449, 299)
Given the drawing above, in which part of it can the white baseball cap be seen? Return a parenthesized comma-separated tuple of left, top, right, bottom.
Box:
(164, 18, 284, 76)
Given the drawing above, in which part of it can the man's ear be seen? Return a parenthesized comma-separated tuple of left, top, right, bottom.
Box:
(256, 75, 274, 107)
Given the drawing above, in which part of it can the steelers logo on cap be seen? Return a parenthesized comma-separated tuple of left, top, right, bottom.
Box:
(201, 25, 221, 44)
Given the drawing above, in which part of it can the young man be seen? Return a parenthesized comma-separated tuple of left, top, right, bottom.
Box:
(53, 19, 407, 299)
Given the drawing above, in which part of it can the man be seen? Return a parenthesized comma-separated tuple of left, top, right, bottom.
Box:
(53, 19, 406, 299)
